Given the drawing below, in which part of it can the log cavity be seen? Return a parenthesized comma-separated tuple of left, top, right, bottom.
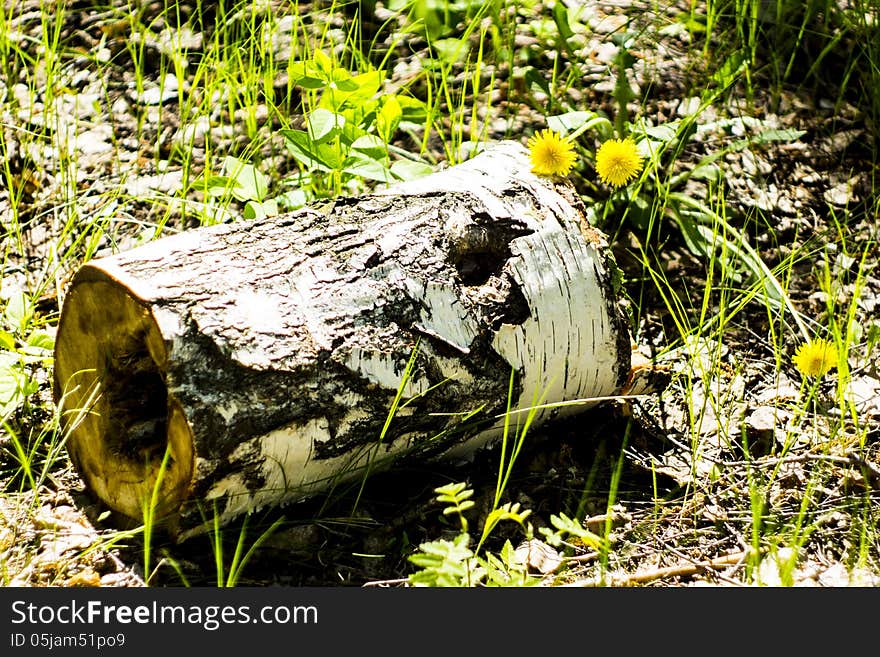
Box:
(446, 210, 531, 287)
(103, 334, 168, 464)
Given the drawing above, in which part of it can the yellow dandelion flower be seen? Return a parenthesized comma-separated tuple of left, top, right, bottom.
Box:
(792, 338, 838, 378)
(527, 129, 577, 177)
(595, 138, 643, 188)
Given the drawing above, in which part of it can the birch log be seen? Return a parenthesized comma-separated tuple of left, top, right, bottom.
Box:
(53, 140, 639, 541)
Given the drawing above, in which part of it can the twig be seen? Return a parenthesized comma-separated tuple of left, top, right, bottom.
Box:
(362, 577, 410, 588)
(562, 551, 601, 564)
(743, 451, 880, 488)
(561, 551, 751, 587)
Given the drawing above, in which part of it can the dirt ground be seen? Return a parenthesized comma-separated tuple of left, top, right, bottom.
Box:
(1, 0, 878, 587)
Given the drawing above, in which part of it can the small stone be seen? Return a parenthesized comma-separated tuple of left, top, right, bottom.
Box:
(823, 176, 860, 206)
(514, 539, 562, 575)
(139, 73, 180, 105)
(65, 568, 102, 587)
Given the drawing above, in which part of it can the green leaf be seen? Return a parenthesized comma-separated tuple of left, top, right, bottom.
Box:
(288, 61, 326, 89)
(552, 1, 575, 41)
(376, 96, 402, 144)
(396, 95, 428, 123)
(203, 175, 234, 197)
(282, 129, 338, 172)
(296, 76, 326, 90)
(672, 207, 713, 259)
(690, 162, 722, 182)
(545, 512, 604, 548)
(0, 331, 15, 350)
(312, 49, 335, 76)
(751, 128, 806, 144)
(351, 71, 383, 98)
(330, 76, 360, 93)
(275, 187, 310, 210)
(342, 155, 394, 183)
(243, 200, 264, 220)
(0, 353, 24, 416)
(390, 159, 434, 181)
(547, 110, 612, 137)
(307, 108, 345, 144)
(523, 66, 551, 99)
(322, 70, 383, 111)
(221, 156, 268, 202)
(547, 111, 588, 134)
(25, 330, 54, 351)
(707, 52, 747, 100)
(433, 38, 469, 64)
(642, 122, 679, 143)
(625, 194, 652, 232)
(4, 291, 32, 335)
(242, 199, 278, 220)
(350, 134, 387, 160)
(290, 71, 326, 89)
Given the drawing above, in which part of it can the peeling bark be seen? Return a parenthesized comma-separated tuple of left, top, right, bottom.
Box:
(53, 140, 637, 540)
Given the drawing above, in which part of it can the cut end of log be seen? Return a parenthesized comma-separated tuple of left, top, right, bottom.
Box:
(53, 269, 194, 525)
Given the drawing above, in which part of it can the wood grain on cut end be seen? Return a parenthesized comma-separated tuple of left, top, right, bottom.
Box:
(53, 268, 194, 524)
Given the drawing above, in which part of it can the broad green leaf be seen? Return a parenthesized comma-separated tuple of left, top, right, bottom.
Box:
(547, 110, 611, 137)
(552, 0, 575, 41)
(433, 37, 469, 64)
(4, 290, 32, 335)
(690, 162, 722, 182)
(351, 134, 387, 159)
(547, 111, 588, 134)
(243, 200, 265, 220)
(522, 66, 551, 100)
(376, 96, 402, 143)
(243, 199, 278, 220)
(307, 108, 345, 144)
(0, 353, 23, 416)
(312, 49, 335, 76)
(643, 122, 679, 143)
(352, 70, 383, 97)
(397, 95, 428, 123)
(751, 128, 806, 144)
(203, 175, 234, 197)
(390, 159, 434, 181)
(329, 72, 360, 92)
(221, 156, 268, 202)
(625, 193, 653, 232)
(296, 76, 326, 89)
(0, 331, 15, 350)
(25, 330, 54, 351)
(340, 117, 369, 147)
(287, 61, 326, 89)
(282, 129, 338, 171)
(672, 207, 713, 259)
(342, 155, 394, 183)
(322, 70, 383, 111)
(276, 188, 309, 210)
